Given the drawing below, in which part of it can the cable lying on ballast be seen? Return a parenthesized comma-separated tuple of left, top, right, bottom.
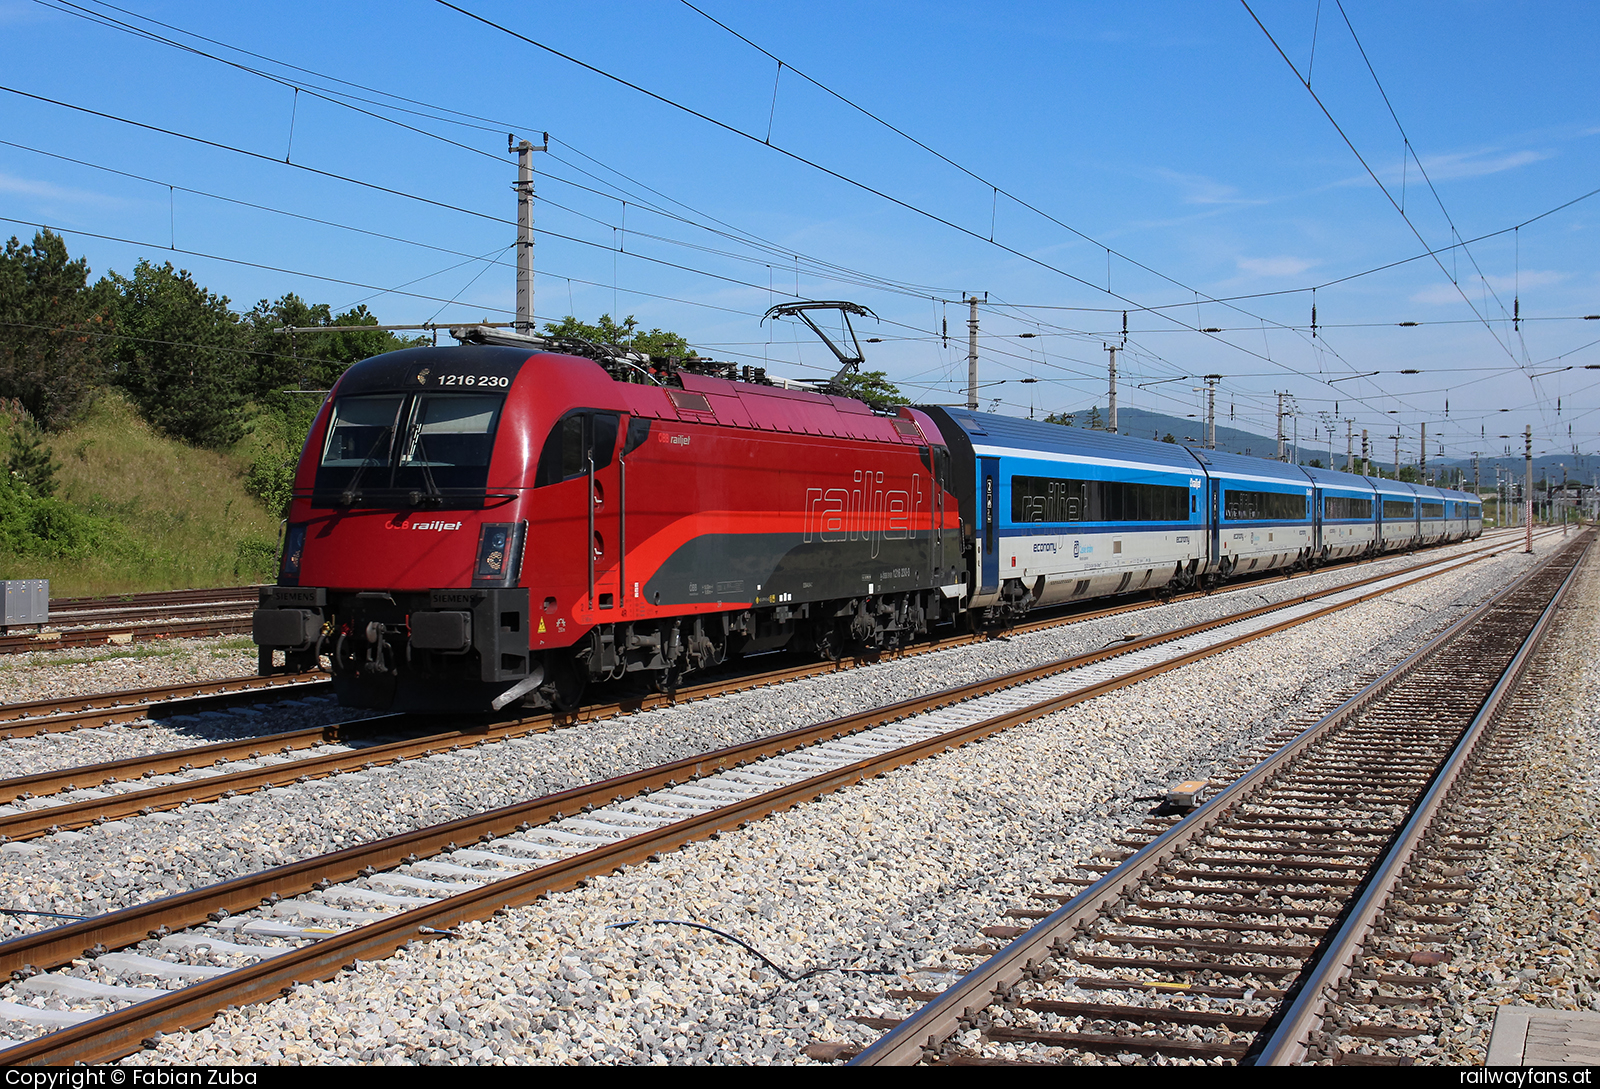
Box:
(0, 907, 90, 920)
(607, 919, 897, 984)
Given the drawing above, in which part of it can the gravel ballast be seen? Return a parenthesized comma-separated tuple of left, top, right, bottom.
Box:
(14, 531, 1561, 1064)
(0, 536, 1542, 941)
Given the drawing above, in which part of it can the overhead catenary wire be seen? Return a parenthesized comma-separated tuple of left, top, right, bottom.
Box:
(28, 0, 974, 309)
(9, 5, 1588, 460)
(1, 3, 1522, 434)
(1239, 1, 1525, 372)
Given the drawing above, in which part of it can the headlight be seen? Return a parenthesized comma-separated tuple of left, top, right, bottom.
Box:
(281, 524, 307, 580)
(473, 522, 526, 586)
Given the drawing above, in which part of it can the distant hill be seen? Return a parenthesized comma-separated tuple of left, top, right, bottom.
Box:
(1033, 405, 1595, 490)
(1039, 406, 1328, 462)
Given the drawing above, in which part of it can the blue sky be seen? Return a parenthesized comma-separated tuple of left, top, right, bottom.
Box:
(2, 1, 1597, 470)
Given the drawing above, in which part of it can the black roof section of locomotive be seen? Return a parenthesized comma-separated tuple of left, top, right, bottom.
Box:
(333, 345, 540, 396)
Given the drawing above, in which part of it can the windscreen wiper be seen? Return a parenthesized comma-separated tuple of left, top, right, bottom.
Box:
(339, 427, 394, 506)
(404, 424, 445, 507)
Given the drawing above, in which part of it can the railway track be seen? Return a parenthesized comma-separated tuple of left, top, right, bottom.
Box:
(0, 532, 1536, 844)
(0, 617, 254, 656)
(0, 529, 1557, 1065)
(0, 587, 260, 655)
(848, 531, 1590, 1067)
(46, 587, 261, 613)
(0, 529, 1546, 787)
(0, 674, 329, 741)
(0, 533, 1527, 658)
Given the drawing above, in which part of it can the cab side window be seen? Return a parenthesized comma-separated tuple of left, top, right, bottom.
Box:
(536, 411, 622, 486)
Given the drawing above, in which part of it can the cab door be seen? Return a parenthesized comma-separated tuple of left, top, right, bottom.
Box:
(586, 412, 623, 612)
(529, 409, 621, 642)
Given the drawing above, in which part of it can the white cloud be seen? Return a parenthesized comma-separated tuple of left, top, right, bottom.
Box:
(1153, 168, 1266, 207)
(1409, 283, 1469, 306)
(1408, 269, 1565, 307)
(1478, 270, 1565, 292)
(1417, 148, 1551, 180)
(1236, 255, 1315, 277)
(0, 172, 127, 209)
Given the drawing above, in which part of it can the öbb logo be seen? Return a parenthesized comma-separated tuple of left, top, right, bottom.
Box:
(386, 518, 463, 532)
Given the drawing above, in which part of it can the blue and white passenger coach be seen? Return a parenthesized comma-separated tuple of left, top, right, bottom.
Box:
(1188, 448, 1314, 578)
(925, 409, 1210, 612)
(922, 407, 1483, 619)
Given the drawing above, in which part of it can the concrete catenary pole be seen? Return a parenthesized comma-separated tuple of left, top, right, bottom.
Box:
(1206, 376, 1220, 450)
(1105, 345, 1119, 434)
(1345, 419, 1354, 472)
(1525, 425, 1534, 553)
(966, 296, 980, 411)
(511, 132, 548, 335)
(1361, 429, 1370, 477)
(1420, 422, 1427, 483)
(1276, 393, 1287, 461)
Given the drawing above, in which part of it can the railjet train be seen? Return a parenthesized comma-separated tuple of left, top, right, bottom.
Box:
(252, 337, 1481, 713)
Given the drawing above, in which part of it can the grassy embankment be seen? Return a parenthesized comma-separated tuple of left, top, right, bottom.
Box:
(0, 392, 284, 596)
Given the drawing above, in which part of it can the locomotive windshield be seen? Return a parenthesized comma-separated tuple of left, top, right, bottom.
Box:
(314, 391, 506, 506)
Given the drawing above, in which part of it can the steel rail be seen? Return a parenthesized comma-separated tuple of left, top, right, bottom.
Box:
(1, 534, 1522, 798)
(46, 587, 260, 612)
(0, 674, 329, 740)
(0, 541, 1506, 842)
(0, 617, 253, 656)
(45, 601, 257, 626)
(1251, 534, 1592, 1065)
(0, 538, 1537, 1064)
(0, 530, 1534, 739)
(850, 533, 1585, 1066)
(0, 718, 401, 805)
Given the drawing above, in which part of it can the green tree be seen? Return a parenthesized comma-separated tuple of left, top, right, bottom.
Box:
(106, 260, 248, 448)
(836, 369, 906, 411)
(0, 230, 114, 429)
(543, 314, 695, 359)
(1086, 405, 1104, 430)
(1161, 433, 1177, 443)
(244, 295, 424, 394)
(1044, 411, 1075, 426)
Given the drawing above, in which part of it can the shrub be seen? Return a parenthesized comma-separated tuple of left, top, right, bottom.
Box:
(1, 399, 61, 496)
(0, 472, 102, 557)
(233, 536, 279, 581)
(243, 391, 320, 519)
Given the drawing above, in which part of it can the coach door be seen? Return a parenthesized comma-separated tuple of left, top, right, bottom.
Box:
(1209, 476, 1222, 567)
(979, 457, 1000, 595)
(1312, 485, 1324, 554)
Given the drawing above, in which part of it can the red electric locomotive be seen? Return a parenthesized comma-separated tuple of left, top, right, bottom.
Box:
(252, 340, 967, 713)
